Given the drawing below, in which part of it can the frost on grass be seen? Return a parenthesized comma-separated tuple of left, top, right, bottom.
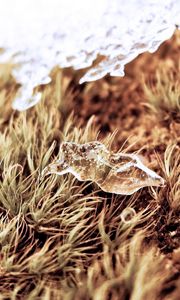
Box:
(0, 0, 180, 110)
(42, 141, 165, 195)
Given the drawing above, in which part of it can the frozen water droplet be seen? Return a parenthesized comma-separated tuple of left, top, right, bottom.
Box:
(42, 141, 165, 195)
(120, 207, 136, 224)
(0, 0, 179, 109)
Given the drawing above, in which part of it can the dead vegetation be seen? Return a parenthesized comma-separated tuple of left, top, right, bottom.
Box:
(0, 31, 179, 299)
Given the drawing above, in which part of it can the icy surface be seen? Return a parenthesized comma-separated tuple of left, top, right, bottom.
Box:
(0, 0, 179, 110)
(41, 141, 165, 195)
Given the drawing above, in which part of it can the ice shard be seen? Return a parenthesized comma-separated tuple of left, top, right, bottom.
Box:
(41, 141, 165, 195)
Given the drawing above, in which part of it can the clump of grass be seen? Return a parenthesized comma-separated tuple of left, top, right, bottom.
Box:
(72, 233, 173, 300)
(160, 144, 180, 212)
(143, 64, 180, 125)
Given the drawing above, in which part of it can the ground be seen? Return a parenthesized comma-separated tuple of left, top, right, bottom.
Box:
(0, 31, 179, 300)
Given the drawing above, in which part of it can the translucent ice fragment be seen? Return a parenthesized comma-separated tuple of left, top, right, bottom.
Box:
(41, 141, 165, 195)
(0, 0, 180, 109)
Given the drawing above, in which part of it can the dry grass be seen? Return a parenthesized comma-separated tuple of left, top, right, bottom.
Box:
(0, 32, 180, 299)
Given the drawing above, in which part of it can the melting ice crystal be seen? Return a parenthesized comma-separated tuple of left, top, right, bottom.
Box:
(42, 141, 165, 195)
(0, 0, 180, 110)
